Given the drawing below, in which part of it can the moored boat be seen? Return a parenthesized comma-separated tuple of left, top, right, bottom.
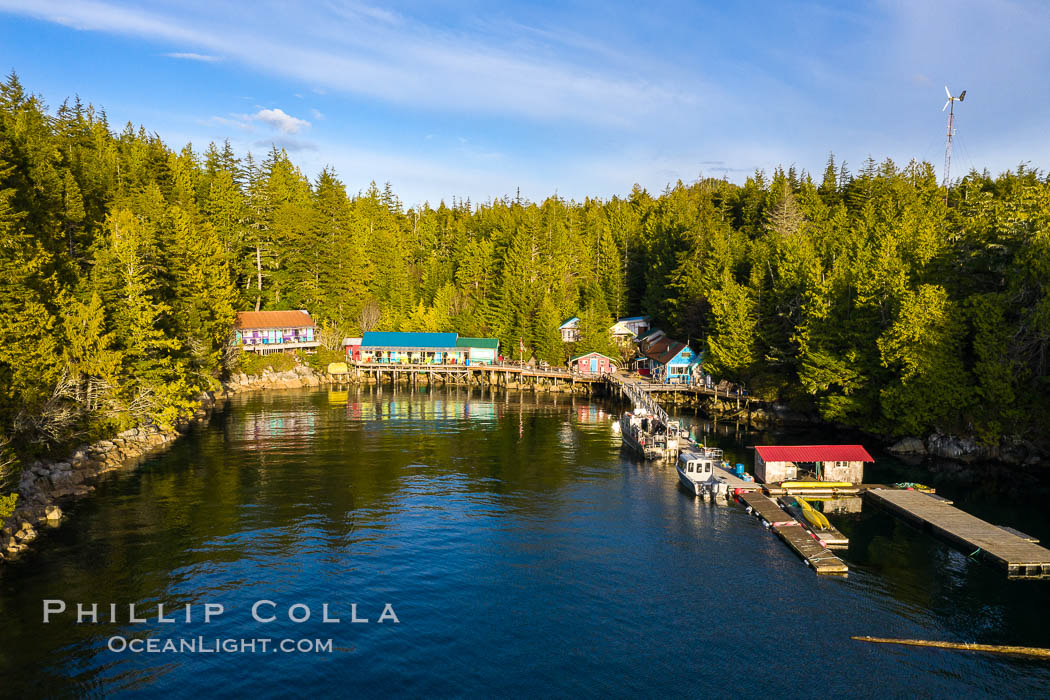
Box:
(676, 447, 727, 499)
(620, 408, 678, 461)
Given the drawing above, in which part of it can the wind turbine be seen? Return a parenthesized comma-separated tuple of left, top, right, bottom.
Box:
(942, 85, 966, 193)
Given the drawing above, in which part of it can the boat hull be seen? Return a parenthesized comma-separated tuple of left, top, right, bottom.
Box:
(677, 467, 704, 496)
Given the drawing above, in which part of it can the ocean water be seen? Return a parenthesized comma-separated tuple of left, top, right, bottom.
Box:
(1, 388, 1048, 697)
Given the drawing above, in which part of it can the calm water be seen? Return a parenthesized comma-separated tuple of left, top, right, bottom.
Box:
(1, 388, 1049, 698)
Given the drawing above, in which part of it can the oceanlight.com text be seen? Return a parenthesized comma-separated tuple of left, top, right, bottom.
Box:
(107, 636, 334, 654)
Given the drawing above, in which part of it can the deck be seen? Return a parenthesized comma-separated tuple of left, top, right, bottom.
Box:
(738, 492, 849, 575)
(865, 488, 1050, 579)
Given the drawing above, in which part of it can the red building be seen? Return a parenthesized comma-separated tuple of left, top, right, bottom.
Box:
(568, 352, 617, 376)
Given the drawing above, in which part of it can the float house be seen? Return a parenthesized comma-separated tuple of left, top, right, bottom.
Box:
(753, 445, 874, 484)
(235, 310, 318, 354)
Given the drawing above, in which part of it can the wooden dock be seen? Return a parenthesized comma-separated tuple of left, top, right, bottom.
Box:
(711, 462, 762, 493)
(738, 492, 848, 576)
(865, 488, 1050, 579)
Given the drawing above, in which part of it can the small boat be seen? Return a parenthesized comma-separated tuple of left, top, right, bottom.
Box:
(677, 448, 727, 499)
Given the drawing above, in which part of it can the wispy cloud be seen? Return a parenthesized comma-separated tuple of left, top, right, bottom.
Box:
(0, 0, 704, 128)
(252, 108, 310, 134)
(164, 51, 220, 62)
(310, 108, 324, 120)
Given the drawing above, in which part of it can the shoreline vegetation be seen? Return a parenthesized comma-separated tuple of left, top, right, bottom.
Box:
(2, 73, 1050, 551)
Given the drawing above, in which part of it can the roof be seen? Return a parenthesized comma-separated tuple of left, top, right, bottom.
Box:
(342, 337, 362, 346)
(636, 328, 665, 342)
(640, 337, 695, 366)
(569, 352, 618, 363)
(456, 337, 500, 349)
(754, 445, 874, 463)
(617, 316, 649, 323)
(235, 310, 315, 329)
(361, 331, 459, 349)
(559, 317, 580, 329)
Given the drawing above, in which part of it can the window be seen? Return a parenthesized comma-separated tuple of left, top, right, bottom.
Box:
(687, 463, 694, 472)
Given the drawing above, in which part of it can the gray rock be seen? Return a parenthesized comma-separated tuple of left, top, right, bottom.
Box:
(888, 437, 927, 455)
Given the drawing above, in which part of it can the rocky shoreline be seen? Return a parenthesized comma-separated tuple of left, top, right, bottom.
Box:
(887, 433, 1047, 467)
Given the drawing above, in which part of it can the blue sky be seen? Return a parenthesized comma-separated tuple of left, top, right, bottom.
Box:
(0, 0, 1047, 206)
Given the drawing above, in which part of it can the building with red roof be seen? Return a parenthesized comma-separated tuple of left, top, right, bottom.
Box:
(753, 444, 874, 484)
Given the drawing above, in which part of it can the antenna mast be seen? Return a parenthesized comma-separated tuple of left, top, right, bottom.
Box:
(942, 86, 966, 199)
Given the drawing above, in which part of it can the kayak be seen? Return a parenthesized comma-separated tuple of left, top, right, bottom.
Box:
(796, 497, 831, 530)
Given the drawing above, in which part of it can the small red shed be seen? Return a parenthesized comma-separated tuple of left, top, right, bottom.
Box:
(569, 352, 617, 376)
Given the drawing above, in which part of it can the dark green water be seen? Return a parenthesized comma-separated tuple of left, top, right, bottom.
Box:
(1, 388, 1048, 698)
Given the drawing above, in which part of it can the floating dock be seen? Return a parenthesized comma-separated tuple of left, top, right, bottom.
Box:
(865, 488, 1050, 579)
(777, 497, 850, 549)
(738, 492, 848, 576)
(712, 462, 762, 493)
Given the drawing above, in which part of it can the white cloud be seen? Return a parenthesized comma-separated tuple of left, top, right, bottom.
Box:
(252, 108, 310, 134)
(164, 51, 221, 62)
(310, 108, 324, 120)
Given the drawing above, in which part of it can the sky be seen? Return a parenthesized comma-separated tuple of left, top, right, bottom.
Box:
(0, 0, 1047, 207)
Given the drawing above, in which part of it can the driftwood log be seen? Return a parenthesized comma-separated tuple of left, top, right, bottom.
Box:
(852, 636, 1050, 658)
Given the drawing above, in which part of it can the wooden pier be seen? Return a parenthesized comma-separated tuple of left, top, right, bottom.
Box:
(738, 492, 848, 575)
(865, 488, 1050, 579)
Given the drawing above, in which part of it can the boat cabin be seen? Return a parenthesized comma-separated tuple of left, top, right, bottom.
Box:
(678, 451, 717, 481)
(753, 445, 874, 484)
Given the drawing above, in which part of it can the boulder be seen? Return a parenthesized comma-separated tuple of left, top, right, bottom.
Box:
(888, 437, 927, 455)
(45, 505, 62, 521)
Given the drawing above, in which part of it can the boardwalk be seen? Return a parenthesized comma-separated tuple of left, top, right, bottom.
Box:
(341, 361, 602, 385)
(865, 488, 1050, 579)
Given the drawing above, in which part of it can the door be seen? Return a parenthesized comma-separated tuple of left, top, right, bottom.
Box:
(590, 357, 598, 374)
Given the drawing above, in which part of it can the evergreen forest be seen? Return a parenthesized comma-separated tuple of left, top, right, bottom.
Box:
(2, 74, 1049, 488)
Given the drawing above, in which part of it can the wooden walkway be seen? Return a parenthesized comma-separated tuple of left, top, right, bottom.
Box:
(739, 492, 848, 576)
(865, 488, 1050, 579)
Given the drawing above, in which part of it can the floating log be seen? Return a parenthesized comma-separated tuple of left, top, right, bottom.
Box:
(851, 636, 1050, 658)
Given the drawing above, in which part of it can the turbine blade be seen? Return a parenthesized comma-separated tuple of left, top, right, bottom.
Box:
(945, 85, 951, 98)
(943, 99, 950, 111)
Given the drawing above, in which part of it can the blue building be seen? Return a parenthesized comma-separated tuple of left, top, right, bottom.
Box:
(637, 336, 701, 384)
(359, 332, 465, 364)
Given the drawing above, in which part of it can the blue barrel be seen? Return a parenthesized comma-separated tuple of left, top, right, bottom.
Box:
(735, 463, 746, 477)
